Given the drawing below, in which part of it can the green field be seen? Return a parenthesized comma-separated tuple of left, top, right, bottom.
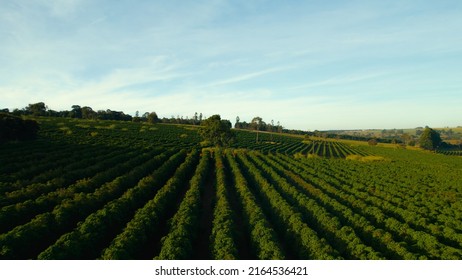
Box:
(1, 117, 462, 259)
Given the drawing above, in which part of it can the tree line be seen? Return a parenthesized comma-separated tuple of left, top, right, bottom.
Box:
(235, 116, 283, 133)
(4, 102, 134, 122)
(2, 102, 209, 125)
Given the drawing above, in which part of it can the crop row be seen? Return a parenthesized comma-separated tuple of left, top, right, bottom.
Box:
(437, 150, 462, 156)
(0, 149, 183, 259)
(233, 131, 367, 158)
(38, 118, 200, 149)
(268, 153, 462, 259)
(1, 147, 462, 259)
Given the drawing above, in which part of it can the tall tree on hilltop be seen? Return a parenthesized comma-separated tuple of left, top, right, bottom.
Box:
(235, 116, 240, 129)
(270, 119, 274, 141)
(251, 117, 263, 143)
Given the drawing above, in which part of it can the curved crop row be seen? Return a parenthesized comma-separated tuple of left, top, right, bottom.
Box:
(0, 148, 139, 208)
(37, 149, 187, 259)
(251, 152, 383, 259)
(269, 153, 422, 259)
(100, 149, 200, 259)
(295, 157, 462, 258)
(236, 152, 340, 260)
(0, 149, 178, 259)
(0, 149, 159, 233)
(0, 144, 115, 194)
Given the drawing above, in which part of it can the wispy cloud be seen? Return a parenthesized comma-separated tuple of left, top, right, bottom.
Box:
(74, 58, 180, 94)
(0, 55, 184, 111)
(287, 72, 388, 91)
(205, 66, 290, 88)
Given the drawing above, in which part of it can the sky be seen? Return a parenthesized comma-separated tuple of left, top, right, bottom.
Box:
(1, 0, 462, 130)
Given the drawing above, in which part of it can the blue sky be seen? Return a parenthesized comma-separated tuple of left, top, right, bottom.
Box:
(1, 0, 461, 130)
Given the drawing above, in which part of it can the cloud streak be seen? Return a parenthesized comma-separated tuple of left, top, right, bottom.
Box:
(205, 66, 290, 88)
(287, 72, 388, 91)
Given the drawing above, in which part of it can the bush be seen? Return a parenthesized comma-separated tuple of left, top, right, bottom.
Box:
(294, 152, 305, 159)
(368, 139, 378, 146)
(307, 153, 321, 159)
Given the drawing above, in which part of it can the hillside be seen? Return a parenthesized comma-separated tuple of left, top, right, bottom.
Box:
(1, 117, 462, 260)
(332, 126, 462, 143)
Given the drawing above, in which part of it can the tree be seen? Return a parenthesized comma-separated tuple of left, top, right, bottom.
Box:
(194, 112, 198, 125)
(251, 117, 263, 143)
(251, 117, 264, 130)
(147, 112, 159, 124)
(419, 127, 442, 150)
(270, 119, 274, 141)
(235, 116, 240, 129)
(71, 105, 82, 118)
(97, 109, 132, 121)
(81, 106, 96, 119)
(26, 102, 47, 116)
(401, 133, 411, 145)
(199, 115, 235, 147)
(132, 111, 141, 122)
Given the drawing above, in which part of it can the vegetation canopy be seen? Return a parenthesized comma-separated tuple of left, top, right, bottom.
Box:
(419, 127, 442, 151)
(199, 115, 235, 147)
(0, 113, 39, 142)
